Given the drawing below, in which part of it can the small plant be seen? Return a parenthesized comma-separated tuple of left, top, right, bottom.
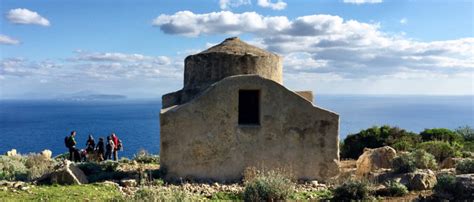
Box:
(243, 168, 295, 201)
(456, 158, 474, 174)
(392, 153, 416, 173)
(332, 180, 372, 200)
(133, 149, 160, 164)
(382, 181, 408, 197)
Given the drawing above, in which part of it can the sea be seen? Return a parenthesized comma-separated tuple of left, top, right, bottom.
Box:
(1, 95, 473, 158)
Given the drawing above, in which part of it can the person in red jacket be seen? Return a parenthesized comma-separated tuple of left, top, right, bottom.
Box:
(111, 133, 119, 161)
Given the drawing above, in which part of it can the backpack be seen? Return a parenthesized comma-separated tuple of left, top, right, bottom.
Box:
(65, 136, 71, 148)
(117, 140, 123, 151)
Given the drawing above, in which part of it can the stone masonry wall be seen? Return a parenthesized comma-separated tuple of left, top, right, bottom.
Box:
(160, 75, 340, 182)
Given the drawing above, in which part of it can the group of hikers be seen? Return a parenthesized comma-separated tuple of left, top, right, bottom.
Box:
(65, 130, 123, 162)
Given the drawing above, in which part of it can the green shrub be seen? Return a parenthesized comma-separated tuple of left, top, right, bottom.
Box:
(332, 180, 372, 200)
(24, 154, 55, 180)
(392, 153, 416, 173)
(392, 150, 438, 173)
(434, 174, 456, 197)
(455, 125, 474, 141)
(420, 128, 463, 143)
(411, 149, 437, 170)
(341, 125, 418, 159)
(0, 155, 27, 181)
(376, 181, 408, 197)
(456, 159, 474, 174)
(418, 141, 461, 162)
(133, 149, 160, 164)
(243, 169, 295, 201)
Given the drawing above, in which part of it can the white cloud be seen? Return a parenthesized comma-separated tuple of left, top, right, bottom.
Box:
(152, 11, 474, 83)
(257, 0, 287, 10)
(220, 0, 251, 10)
(399, 18, 408, 25)
(73, 51, 171, 65)
(343, 0, 382, 4)
(0, 34, 20, 45)
(7, 8, 50, 26)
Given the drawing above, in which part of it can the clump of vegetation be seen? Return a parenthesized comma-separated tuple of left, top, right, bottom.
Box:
(243, 168, 295, 201)
(0, 155, 27, 181)
(133, 149, 160, 164)
(411, 149, 437, 169)
(392, 150, 437, 173)
(341, 126, 419, 159)
(377, 181, 408, 197)
(434, 174, 457, 198)
(418, 141, 461, 162)
(456, 158, 474, 174)
(332, 180, 372, 200)
(118, 157, 131, 164)
(392, 153, 417, 173)
(24, 154, 55, 180)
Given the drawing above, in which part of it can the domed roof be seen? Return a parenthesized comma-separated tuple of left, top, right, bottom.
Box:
(199, 37, 277, 56)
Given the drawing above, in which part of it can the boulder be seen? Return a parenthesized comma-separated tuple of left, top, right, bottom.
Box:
(5, 149, 17, 156)
(37, 160, 88, 185)
(454, 174, 474, 199)
(402, 169, 437, 191)
(356, 146, 397, 176)
(40, 150, 52, 160)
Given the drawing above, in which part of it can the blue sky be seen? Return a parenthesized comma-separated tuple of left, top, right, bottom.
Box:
(0, 0, 473, 99)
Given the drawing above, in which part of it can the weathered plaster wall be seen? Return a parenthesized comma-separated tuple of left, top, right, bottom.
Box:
(160, 75, 340, 182)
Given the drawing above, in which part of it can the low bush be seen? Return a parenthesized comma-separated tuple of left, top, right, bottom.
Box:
(383, 181, 408, 197)
(243, 168, 295, 201)
(411, 149, 437, 170)
(392, 150, 438, 173)
(133, 149, 160, 164)
(0, 155, 27, 181)
(456, 159, 474, 174)
(332, 180, 372, 200)
(392, 153, 416, 173)
(24, 154, 55, 180)
(434, 174, 456, 197)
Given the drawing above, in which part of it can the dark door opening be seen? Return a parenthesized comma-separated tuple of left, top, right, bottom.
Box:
(238, 90, 260, 125)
